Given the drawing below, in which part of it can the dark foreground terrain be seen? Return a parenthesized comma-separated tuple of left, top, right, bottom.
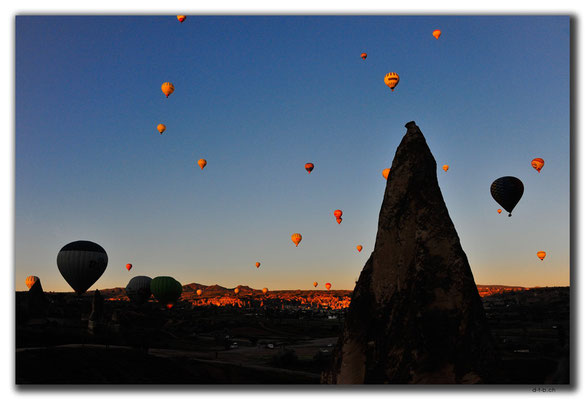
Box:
(16, 287, 569, 384)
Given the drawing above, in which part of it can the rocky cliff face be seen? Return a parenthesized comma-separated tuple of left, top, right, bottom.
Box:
(323, 121, 495, 384)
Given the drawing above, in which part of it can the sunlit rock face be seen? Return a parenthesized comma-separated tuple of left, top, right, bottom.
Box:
(324, 122, 495, 384)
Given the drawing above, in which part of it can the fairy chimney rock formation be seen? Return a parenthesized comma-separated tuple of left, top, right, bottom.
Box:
(324, 121, 495, 384)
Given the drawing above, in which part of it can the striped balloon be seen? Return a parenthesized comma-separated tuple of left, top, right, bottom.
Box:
(125, 276, 152, 303)
(57, 241, 108, 295)
(150, 276, 182, 308)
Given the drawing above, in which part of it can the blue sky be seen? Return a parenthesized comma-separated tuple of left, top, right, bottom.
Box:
(14, 15, 570, 291)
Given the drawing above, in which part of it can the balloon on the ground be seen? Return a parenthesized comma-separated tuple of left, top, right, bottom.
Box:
(125, 276, 152, 303)
(57, 241, 108, 295)
(150, 276, 182, 309)
(490, 176, 524, 217)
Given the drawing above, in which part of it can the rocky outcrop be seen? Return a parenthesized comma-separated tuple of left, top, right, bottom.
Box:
(323, 121, 495, 384)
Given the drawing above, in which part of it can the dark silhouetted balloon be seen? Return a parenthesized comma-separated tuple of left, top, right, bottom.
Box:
(125, 276, 152, 303)
(57, 241, 108, 295)
(490, 176, 524, 217)
(150, 276, 182, 309)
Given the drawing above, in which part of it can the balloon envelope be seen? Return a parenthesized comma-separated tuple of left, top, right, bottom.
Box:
(325, 283, 332, 290)
(382, 168, 390, 180)
(262, 288, 268, 294)
(57, 241, 108, 295)
(198, 159, 207, 170)
(177, 15, 186, 23)
(157, 124, 166, 134)
(384, 72, 400, 91)
(361, 53, 367, 60)
(442, 165, 449, 172)
(161, 82, 175, 98)
(196, 289, 203, 296)
(497, 209, 502, 214)
(490, 176, 524, 217)
(150, 276, 182, 308)
(291, 233, 302, 247)
(305, 163, 314, 174)
(255, 262, 260, 268)
(531, 158, 545, 173)
(126, 263, 132, 271)
(356, 245, 363, 252)
(125, 276, 152, 303)
(433, 29, 441, 39)
(25, 275, 39, 290)
(313, 281, 318, 287)
(537, 251, 547, 261)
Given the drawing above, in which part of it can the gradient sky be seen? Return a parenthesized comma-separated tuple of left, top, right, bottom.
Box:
(14, 15, 570, 292)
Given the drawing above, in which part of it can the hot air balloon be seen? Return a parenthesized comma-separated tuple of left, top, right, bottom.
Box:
(313, 282, 318, 288)
(157, 124, 166, 134)
(384, 72, 400, 91)
(305, 163, 314, 174)
(262, 288, 268, 294)
(442, 165, 449, 172)
(531, 158, 545, 173)
(125, 276, 152, 303)
(336, 217, 343, 224)
(382, 168, 390, 180)
(126, 263, 132, 271)
(196, 289, 202, 296)
(291, 233, 302, 247)
(255, 262, 261, 268)
(161, 82, 175, 98)
(490, 176, 524, 217)
(197, 159, 207, 170)
(361, 53, 367, 60)
(234, 288, 240, 295)
(177, 15, 186, 23)
(497, 209, 502, 214)
(433, 29, 442, 39)
(356, 245, 363, 252)
(57, 241, 108, 295)
(325, 283, 332, 290)
(537, 251, 547, 261)
(25, 276, 39, 290)
(334, 210, 343, 218)
(150, 276, 182, 309)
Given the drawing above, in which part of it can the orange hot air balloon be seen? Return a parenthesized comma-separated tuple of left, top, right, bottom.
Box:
(531, 158, 545, 173)
(361, 53, 367, 60)
(126, 263, 132, 271)
(442, 165, 449, 172)
(333, 210, 343, 218)
(262, 288, 268, 294)
(384, 72, 400, 91)
(196, 289, 202, 296)
(197, 159, 207, 170)
(161, 82, 175, 98)
(234, 288, 240, 294)
(497, 209, 502, 214)
(305, 163, 314, 174)
(325, 283, 332, 290)
(157, 124, 166, 134)
(291, 233, 302, 247)
(255, 262, 260, 268)
(433, 29, 442, 39)
(25, 276, 39, 289)
(356, 245, 363, 252)
(336, 217, 343, 224)
(382, 168, 390, 180)
(313, 281, 318, 288)
(177, 15, 186, 23)
(537, 251, 546, 261)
